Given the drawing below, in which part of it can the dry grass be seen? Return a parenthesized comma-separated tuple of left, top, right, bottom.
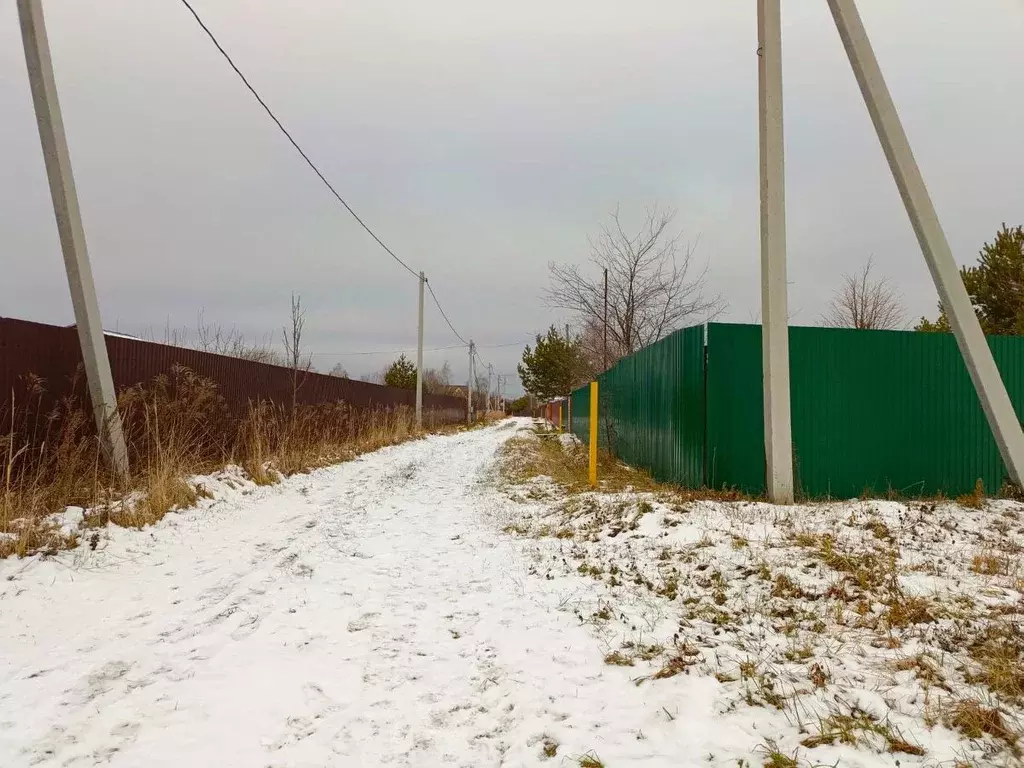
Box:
(944, 700, 1020, 753)
(541, 738, 558, 758)
(957, 479, 987, 509)
(650, 649, 699, 680)
(971, 550, 1010, 576)
(2, 366, 438, 557)
(884, 594, 937, 628)
(967, 623, 1024, 701)
(892, 653, 948, 690)
(801, 711, 925, 756)
(500, 424, 749, 503)
(759, 741, 798, 768)
(501, 429, 660, 494)
(604, 650, 635, 667)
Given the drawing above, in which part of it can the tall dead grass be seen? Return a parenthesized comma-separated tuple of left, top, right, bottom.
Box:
(1, 366, 430, 557)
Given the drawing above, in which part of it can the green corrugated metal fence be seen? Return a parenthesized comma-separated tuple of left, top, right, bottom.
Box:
(706, 323, 1024, 497)
(570, 385, 590, 444)
(704, 323, 763, 492)
(564, 322, 1024, 499)
(570, 326, 705, 487)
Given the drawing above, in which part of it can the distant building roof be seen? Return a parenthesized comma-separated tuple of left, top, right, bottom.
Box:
(64, 324, 140, 340)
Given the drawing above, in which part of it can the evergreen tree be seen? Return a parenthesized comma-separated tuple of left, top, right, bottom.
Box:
(916, 224, 1024, 335)
(384, 354, 418, 389)
(517, 326, 585, 401)
(507, 395, 531, 413)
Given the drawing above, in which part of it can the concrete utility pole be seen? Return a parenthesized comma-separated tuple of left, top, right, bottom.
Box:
(757, 0, 794, 503)
(826, 0, 1024, 487)
(467, 341, 474, 424)
(415, 271, 425, 429)
(487, 363, 494, 413)
(18, 0, 128, 477)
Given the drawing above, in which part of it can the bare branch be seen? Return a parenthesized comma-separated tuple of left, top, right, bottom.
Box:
(282, 293, 313, 409)
(821, 257, 905, 330)
(544, 205, 724, 372)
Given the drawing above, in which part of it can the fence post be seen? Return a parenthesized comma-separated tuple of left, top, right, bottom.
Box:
(589, 381, 599, 487)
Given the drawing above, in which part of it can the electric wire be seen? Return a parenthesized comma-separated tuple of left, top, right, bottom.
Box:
(309, 343, 465, 357)
(425, 281, 469, 346)
(177, 0, 419, 279)
(177, 0, 499, 363)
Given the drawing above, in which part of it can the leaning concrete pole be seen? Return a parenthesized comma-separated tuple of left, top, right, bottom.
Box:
(757, 0, 794, 503)
(18, 0, 128, 477)
(826, 0, 1024, 488)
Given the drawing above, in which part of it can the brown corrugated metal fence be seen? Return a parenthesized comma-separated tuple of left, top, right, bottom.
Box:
(1, 317, 465, 423)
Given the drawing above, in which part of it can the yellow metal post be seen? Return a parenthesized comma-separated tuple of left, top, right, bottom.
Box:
(557, 403, 562, 432)
(588, 381, 598, 487)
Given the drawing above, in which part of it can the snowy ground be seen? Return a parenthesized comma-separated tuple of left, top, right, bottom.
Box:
(2, 420, 1022, 768)
(1, 419, 746, 768)
(500, 426, 1024, 768)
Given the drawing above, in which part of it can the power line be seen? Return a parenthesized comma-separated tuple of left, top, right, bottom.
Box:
(177, 0, 418, 279)
(309, 343, 465, 357)
(426, 281, 469, 347)
(476, 341, 526, 349)
(177, 0, 485, 362)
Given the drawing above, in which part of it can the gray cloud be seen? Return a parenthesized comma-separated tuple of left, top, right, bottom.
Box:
(3, 1, 1023, 394)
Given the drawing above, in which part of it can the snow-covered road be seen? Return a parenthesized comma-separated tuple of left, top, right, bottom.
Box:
(0, 420, 731, 768)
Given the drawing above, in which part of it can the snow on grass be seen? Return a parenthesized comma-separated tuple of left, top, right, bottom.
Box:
(498, 422, 1024, 767)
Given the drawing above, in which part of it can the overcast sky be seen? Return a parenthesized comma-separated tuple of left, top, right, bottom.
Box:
(3, 1, 1023, 395)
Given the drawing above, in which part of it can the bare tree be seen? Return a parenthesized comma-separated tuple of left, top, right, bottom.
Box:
(545, 206, 722, 371)
(328, 363, 349, 378)
(422, 361, 453, 395)
(282, 294, 313, 409)
(472, 373, 490, 414)
(151, 309, 284, 364)
(821, 257, 905, 330)
(196, 310, 284, 364)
